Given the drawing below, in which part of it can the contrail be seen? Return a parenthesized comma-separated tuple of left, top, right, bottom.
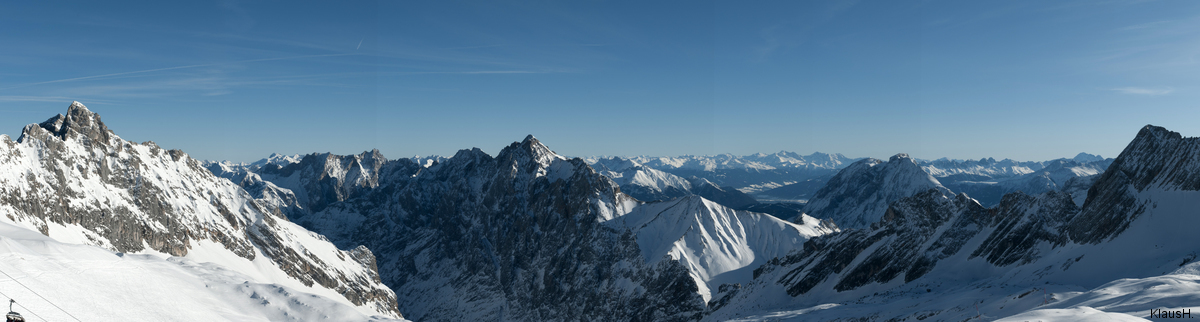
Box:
(357, 38, 363, 50)
(0, 53, 359, 90)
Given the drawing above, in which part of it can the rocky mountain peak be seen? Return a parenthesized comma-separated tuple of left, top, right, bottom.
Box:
(496, 134, 563, 175)
(355, 149, 387, 172)
(520, 134, 556, 158)
(20, 101, 116, 145)
(1067, 125, 1200, 244)
(889, 153, 911, 162)
(1135, 124, 1180, 143)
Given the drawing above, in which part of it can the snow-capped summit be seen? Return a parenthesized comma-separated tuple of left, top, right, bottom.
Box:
(493, 134, 568, 178)
(800, 153, 951, 229)
(508, 133, 559, 163)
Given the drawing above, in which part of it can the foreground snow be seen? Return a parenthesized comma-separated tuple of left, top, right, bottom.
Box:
(0, 220, 405, 321)
(713, 267, 1200, 322)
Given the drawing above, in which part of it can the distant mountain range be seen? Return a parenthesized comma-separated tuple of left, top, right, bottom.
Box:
(578, 150, 1111, 223)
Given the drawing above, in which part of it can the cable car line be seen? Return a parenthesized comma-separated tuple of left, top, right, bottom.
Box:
(0, 266, 83, 322)
(0, 289, 43, 322)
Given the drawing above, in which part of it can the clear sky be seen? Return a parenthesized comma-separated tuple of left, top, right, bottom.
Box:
(2, 1, 1198, 162)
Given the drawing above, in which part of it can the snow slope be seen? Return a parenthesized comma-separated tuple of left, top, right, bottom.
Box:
(998, 262, 1200, 322)
(0, 219, 405, 321)
(604, 196, 835, 302)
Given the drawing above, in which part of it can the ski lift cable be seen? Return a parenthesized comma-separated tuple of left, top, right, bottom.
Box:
(0, 266, 83, 322)
(0, 288, 47, 322)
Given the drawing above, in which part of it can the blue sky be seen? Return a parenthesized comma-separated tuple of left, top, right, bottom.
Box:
(2, 0, 1199, 162)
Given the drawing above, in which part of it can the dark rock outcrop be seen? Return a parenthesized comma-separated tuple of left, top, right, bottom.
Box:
(225, 136, 708, 321)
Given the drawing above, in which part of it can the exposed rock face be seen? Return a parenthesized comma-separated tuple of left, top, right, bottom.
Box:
(235, 136, 708, 321)
(1067, 125, 1200, 244)
(800, 153, 952, 229)
(0, 102, 400, 318)
(763, 190, 986, 296)
(1061, 174, 1098, 206)
(260, 150, 393, 214)
(970, 190, 1078, 266)
(744, 189, 1080, 301)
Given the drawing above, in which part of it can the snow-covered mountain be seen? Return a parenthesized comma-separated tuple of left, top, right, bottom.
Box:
(216, 136, 837, 321)
(920, 157, 1041, 179)
(920, 154, 1110, 182)
(0, 102, 402, 319)
(250, 152, 305, 169)
(707, 124, 1200, 321)
(592, 157, 693, 201)
(589, 157, 759, 210)
(604, 196, 836, 303)
(798, 153, 952, 230)
(584, 152, 860, 197)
